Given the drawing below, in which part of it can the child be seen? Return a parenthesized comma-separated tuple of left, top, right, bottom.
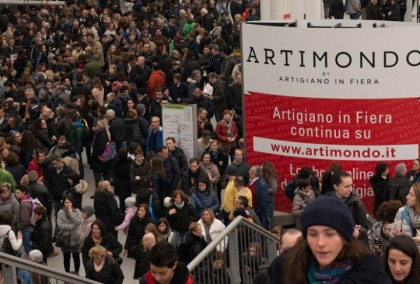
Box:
(115, 197, 137, 235)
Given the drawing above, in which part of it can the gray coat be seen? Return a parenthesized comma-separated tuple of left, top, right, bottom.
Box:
(57, 208, 83, 251)
(0, 194, 20, 228)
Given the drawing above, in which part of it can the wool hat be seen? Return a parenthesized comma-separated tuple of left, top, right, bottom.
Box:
(81, 205, 95, 218)
(125, 197, 136, 208)
(300, 196, 355, 242)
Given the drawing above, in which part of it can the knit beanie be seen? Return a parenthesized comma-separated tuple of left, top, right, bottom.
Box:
(301, 196, 355, 242)
(81, 205, 95, 218)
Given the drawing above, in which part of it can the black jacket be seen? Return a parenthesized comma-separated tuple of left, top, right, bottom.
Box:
(162, 156, 182, 192)
(384, 176, 410, 204)
(94, 191, 123, 234)
(45, 164, 73, 201)
(129, 161, 150, 194)
(369, 175, 389, 215)
(82, 232, 123, 268)
(109, 117, 126, 150)
(125, 118, 141, 146)
(86, 255, 124, 284)
(183, 232, 207, 264)
(167, 203, 195, 233)
(124, 216, 151, 258)
(31, 216, 52, 260)
(91, 129, 114, 173)
(113, 157, 132, 198)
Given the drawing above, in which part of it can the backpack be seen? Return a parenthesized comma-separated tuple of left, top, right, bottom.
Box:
(1, 230, 20, 257)
(22, 198, 43, 226)
(285, 179, 297, 201)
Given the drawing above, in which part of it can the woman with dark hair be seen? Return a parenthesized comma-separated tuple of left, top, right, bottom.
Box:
(56, 195, 83, 273)
(157, 217, 176, 246)
(82, 219, 123, 270)
(31, 118, 55, 150)
(31, 205, 52, 264)
(129, 148, 150, 198)
(368, 200, 403, 259)
(262, 160, 279, 229)
(149, 156, 167, 206)
(296, 166, 320, 197)
(123, 203, 152, 259)
(199, 152, 220, 193)
(114, 148, 132, 213)
(326, 170, 369, 230)
(292, 179, 316, 230)
(20, 131, 42, 168)
(66, 171, 88, 210)
(94, 180, 123, 239)
(191, 176, 220, 220)
(283, 196, 390, 284)
(91, 119, 114, 188)
(167, 189, 195, 247)
(321, 162, 342, 195)
(369, 162, 390, 216)
(5, 150, 25, 186)
(394, 183, 420, 250)
(384, 235, 420, 284)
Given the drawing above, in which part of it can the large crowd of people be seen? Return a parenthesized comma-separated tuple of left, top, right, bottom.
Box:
(0, 0, 419, 283)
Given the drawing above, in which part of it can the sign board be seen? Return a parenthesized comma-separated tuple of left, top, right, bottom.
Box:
(162, 104, 197, 161)
(242, 21, 420, 214)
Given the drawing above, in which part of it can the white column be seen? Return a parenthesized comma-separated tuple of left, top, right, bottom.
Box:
(260, 0, 272, 20)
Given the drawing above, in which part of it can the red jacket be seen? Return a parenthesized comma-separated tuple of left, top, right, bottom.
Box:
(140, 262, 193, 284)
(215, 120, 238, 142)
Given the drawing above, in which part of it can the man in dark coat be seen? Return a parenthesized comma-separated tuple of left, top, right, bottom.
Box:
(159, 146, 181, 193)
(106, 109, 126, 150)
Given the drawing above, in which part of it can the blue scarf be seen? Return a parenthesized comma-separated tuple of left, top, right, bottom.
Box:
(307, 258, 353, 284)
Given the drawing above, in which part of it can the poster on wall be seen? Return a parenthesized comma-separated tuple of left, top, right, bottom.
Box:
(242, 21, 420, 214)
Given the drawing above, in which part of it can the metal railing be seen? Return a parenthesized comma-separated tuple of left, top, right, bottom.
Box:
(367, 213, 377, 230)
(188, 216, 280, 284)
(0, 252, 100, 284)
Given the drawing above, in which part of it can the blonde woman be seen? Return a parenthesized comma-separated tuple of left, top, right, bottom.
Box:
(91, 119, 114, 189)
(85, 245, 124, 284)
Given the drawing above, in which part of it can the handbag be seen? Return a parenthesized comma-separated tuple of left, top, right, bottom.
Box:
(55, 231, 71, 248)
(98, 129, 116, 162)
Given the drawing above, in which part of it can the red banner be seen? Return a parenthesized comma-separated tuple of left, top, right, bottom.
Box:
(244, 92, 420, 214)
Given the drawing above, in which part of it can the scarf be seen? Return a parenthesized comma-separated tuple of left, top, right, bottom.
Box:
(408, 206, 420, 229)
(223, 119, 232, 138)
(307, 258, 353, 284)
(94, 258, 105, 272)
(174, 201, 185, 209)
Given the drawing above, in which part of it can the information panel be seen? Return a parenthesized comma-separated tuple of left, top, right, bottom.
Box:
(162, 104, 197, 161)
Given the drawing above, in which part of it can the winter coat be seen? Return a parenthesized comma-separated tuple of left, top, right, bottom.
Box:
(94, 191, 123, 235)
(181, 167, 205, 194)
(6, 164, 25, 186)
(125, 118, 141, 145)
(86, 255, 124, 284)
(82, 232, 123, 268)
(162, 155, 182, 192)
(183, 232, 208, 263)
(369, 175, 388, 215)
(0, 194, 20, 228)
(384, 176, 410, 204)
(115, 207, 137, 235)
(146, 126, 163, 154)
(198, 218, 227, 252)
(45, 164, 72, 201)
(367, 221, 390, 259)
(215, 119, 238, 142)
(192, 187, 220, 219)
(62, 149, 80, 175)
(199, 162, 221, 191)
(31, 216, 52, 260)
(134, 245, 152, 279)
(113, 157, 131, 199)
(78, 214, 96, 244)
(68, 121, 84, 154)
(394, 205, 420, 250)
(26, 181, 52, 215)
(151, 172, 167, 206)
(109, 117, 126, 149)
(91, 129, 114, 173)
(124, 216, 151, 258)
(56, 208, 83, 252)
(345, 192, 369, 229)
(0, 224, 22, 252)
(167, 202, 195, 233)
(129, 161, 151, 194)
(292, 189, 316, 229)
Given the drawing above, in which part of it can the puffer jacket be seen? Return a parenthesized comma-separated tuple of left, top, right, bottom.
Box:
(56, 208, 83, 249)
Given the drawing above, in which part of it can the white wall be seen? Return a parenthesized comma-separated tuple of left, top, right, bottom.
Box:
(261, 0, 322, 20)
